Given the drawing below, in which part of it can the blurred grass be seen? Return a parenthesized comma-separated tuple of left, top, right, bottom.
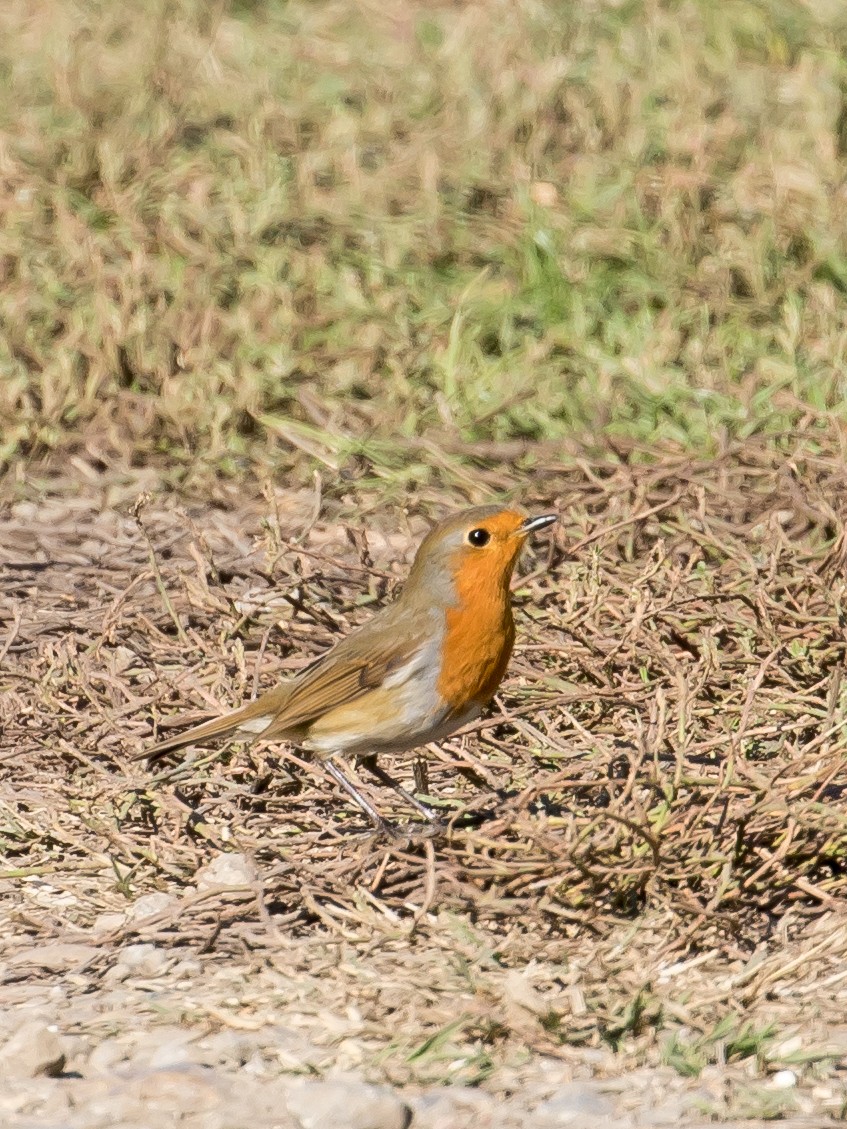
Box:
(2, 0, 847, 488)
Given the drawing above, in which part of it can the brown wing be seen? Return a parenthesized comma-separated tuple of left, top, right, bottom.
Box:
(140, 607, 430, 763)
(260, 613, 429, 737)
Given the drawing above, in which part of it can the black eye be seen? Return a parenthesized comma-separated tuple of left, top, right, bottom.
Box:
(467, 527, 491, 547)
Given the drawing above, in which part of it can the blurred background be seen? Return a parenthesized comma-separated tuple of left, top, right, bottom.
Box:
(1, 0, 846, 495)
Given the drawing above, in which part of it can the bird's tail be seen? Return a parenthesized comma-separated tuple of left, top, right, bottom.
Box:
(138, 702, 263, 765)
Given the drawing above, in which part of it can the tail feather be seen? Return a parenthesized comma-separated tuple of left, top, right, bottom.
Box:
(139, 704, 259, 765)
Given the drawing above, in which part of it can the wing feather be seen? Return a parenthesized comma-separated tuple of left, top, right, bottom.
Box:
(140, 606, 432, 762)
(261, 620, 428, 737)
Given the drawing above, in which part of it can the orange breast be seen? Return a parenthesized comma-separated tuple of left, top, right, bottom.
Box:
(436, 568, 516, 715)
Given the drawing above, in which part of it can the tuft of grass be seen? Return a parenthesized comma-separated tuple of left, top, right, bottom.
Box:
(663, 1017, 779, 1078)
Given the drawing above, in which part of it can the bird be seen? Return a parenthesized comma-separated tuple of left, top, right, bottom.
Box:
(139, 504, 557, 836)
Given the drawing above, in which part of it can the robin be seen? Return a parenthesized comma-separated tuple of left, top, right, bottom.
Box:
(139, 505, 557, 835)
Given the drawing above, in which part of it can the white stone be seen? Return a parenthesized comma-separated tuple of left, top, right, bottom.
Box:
(0, 1021, 66, 1078)
(105, 943, 170, 982)
(127, 892, 179, 921)
(772, 1069, 797, 1089)
(532, 1083, 616, 1125)
(285, 1080, 411, 1129)
(197, 852, 257, 888)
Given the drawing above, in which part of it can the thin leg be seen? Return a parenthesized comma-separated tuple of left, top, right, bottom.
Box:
(323, 759, 397, 838)
(413, 754, 430, 798)
(359, 754, 439, 823)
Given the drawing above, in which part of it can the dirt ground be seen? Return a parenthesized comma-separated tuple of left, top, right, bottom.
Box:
(3, 452, 847, 1127)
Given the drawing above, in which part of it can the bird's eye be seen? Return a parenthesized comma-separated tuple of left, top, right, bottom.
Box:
(467, 527, 491, 547)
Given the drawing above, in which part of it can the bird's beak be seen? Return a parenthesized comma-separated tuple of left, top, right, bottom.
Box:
(517, 513, 558, 536)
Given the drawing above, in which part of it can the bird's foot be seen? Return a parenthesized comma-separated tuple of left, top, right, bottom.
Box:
(377, 817, 446, 842)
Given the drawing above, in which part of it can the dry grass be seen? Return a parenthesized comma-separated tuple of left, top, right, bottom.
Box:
(3, 448, 847, 1111)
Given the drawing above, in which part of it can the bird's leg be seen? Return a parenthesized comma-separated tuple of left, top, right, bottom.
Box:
(359, 754, 439, 823)
(413, 754, 430, 798)
(323, 759, 398, 838)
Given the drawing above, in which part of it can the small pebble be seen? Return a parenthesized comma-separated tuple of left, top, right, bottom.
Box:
(82, 1064, 223, 1123)
(772, 1069, 797, 1089)
(285, 1079, 412, 1129)
(532, 1083, 616, 1125)
(126, 892, 179, 921)
(7, 942, 96, 973)
(412, 1087, 500, 1129)
(0, 1021, 66, 1079)
(93, 911, 127, 933)
(104, 943, 170, 983)
(197, 852, 257, 889)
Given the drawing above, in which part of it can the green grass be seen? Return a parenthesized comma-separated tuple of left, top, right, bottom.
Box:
(663, 1017, 779, 1077)
(2, 0, 847, 487)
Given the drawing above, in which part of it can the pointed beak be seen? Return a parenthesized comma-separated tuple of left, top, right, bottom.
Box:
(517, 513, 558, 536)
